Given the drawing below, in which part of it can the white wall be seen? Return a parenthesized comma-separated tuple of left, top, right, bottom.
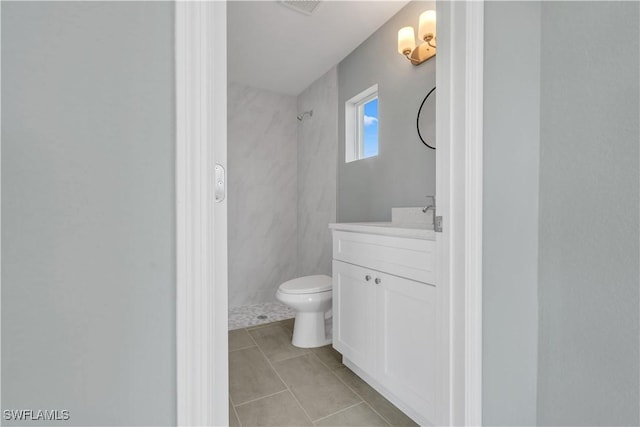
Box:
(537, 2, 639, 424)
(297, 67, 338, 277)
(227, 83, 298, 308)
(2, 2, 176, 425)
(482, 2, 540, 425)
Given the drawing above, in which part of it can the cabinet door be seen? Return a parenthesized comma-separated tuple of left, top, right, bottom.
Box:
(375, 271, 436, 423)
(332, 260, 376, 374)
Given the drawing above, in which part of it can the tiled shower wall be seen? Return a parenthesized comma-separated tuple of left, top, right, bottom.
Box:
(228, 83, 298, 308)
(227, 68, 338, 309)
(297, 67, 338, 277)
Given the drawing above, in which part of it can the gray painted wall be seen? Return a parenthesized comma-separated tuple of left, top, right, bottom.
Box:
(482, 2, 540, 425)
(227, 83, 298, 308)
(297, 67, 338, 277)
(337, 0, 435, 222)
(2, 2, 176, 425)
(537, 2, 639, 425)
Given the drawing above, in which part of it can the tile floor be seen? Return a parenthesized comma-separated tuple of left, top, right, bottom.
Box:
(229, 319, 418, 427)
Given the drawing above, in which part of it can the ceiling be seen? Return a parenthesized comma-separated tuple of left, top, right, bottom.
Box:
(227, 1, 410, 96)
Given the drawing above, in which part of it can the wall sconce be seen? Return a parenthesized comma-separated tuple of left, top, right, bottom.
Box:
(398, 10, 436, 65)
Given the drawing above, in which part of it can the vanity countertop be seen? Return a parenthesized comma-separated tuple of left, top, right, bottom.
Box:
(329, 222, 435, 240)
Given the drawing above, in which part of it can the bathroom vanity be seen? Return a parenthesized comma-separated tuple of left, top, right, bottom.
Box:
(329, 221, 436, 426)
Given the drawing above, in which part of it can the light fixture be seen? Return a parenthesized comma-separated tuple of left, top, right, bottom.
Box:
(398, 10, 437, 65)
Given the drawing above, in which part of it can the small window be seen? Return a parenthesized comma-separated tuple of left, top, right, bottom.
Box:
(345, 84, 379, 163)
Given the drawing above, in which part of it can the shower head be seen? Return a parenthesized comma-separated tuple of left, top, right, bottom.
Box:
(297, 110, 313, 121)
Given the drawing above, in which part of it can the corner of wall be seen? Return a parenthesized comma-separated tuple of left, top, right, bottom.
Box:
(295, 67, 339, 277)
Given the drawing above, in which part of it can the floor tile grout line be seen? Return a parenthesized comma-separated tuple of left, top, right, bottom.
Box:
(251, 334, 316, 426)
(329, 366, 394, 427)
(229, 330, 287, 415)
(310, 349, 342, 373)
(244, 327, 259, 347)
(255, 352, 314, 426)
(307, 351, 338, 373)
(308, 350, 393, 425)
(301, 352, 368, 421)
(359, 400, 392, 427)
(310, 401, 366, 424)
(246, 324, 312, 363)
(332, 372, 392, 426)
(269, 349, 312, 364)
(233, 389, 290, 408)
(232, 321, 395, 426)
(230, 398, 243, 427)
(228, 390, 243, 427)
(228, 344, 257, 353)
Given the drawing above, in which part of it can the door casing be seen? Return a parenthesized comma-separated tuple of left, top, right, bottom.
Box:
(175, 1, 484, 425)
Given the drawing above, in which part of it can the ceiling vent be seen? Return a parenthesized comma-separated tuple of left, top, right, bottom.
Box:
(279, 0, 321, 16)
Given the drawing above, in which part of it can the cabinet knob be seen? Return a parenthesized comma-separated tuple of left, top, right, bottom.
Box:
(375, 277, 381, 284)
(365, 275, 372, 281)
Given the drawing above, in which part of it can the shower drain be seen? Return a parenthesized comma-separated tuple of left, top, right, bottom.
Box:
(256, 315, 268, 320)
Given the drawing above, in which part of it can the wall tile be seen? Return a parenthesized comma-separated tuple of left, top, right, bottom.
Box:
(297, 67, 338, 277)
(228, 83, 299, 308)
(228, 68, 338, 307)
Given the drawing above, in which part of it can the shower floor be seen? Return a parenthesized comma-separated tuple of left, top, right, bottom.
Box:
(228, 302, 296, 330)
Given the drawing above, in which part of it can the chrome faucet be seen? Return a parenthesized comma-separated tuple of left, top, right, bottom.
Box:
(422, 195, 436, 228)
(422, 195, 435, 213)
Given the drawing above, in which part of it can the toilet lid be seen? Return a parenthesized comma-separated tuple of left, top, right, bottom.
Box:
(279, 275, 332, 295)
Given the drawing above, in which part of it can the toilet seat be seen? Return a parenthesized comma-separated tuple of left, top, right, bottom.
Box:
(279, 275, 332, 295)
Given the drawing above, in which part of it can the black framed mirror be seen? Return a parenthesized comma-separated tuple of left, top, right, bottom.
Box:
(417, 86, 436, 150)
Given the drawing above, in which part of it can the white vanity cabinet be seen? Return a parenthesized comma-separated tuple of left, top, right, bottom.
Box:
(332, 261, 376, 373)
(330, 225, 436, 426)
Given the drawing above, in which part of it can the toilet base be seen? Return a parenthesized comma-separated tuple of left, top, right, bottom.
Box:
(292, 311, 332, 348)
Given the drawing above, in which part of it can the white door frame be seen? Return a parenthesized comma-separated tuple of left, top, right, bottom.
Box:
(175, 1, 228, 426)
(175, 1, 483, 425)
(436, 1, 484, 425)
(463, 3, 484, 424)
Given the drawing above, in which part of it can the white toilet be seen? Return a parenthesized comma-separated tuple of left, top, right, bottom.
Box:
(276, 275, 332, 348)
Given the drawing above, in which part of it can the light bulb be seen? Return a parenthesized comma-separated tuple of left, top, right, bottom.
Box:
(397, 26, 416, 55)
(418, 10, 436, 42)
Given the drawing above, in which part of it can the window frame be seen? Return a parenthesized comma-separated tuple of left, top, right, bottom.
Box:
(345, 84, 379, 163)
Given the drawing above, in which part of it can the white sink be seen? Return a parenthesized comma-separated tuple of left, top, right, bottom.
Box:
(329, 207, 435, 240)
